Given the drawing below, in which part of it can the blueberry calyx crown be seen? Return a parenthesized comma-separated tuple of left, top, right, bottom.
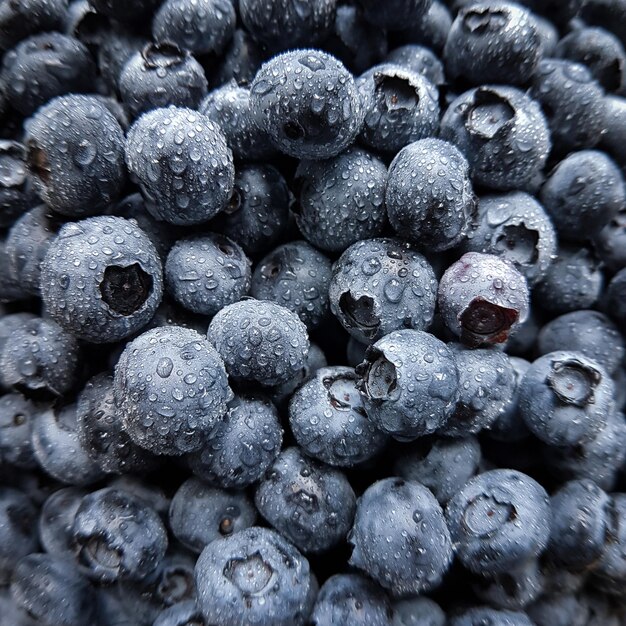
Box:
(100, 264, 153, 316)
(462, 6, 509, 34)
(142, 42, 186, 69)
(464, 88, 515, 140)
(224, 553, 275, 595)
(459, 297, 518, 347)
(547, 357, 602, 407)
(339, 292, 379, 338)
(356, 348, 397, 401)
(373, 72, 420, 113)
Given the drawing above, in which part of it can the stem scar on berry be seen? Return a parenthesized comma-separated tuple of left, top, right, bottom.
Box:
(100, 264, 153, 316)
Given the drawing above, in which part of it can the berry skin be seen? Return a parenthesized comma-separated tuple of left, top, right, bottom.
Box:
(194, 526, 315, 626)
(1, 32, 96, 116)
(310, 574, 393, 626)
(10, 554, 96, 626)
(329, 238, 437, 343)
(594, 205, 626, 271)
(251, 241, 332, 330)
(76, 373, 157, 475)
(462, 191, 557, 286)
(32, 403, 106, 486)
(356, 329, 459, 441)
(530, 59, 606, 154)
(153, 601, 205, 626)
(0, 316, 79, 398)
(349, 477, 453, 597)
(600, 95, 626, 168)
(395, 1, 453, 54)
(71, 487, 168, 583)
(114, 326, 232, 456)
(607, 267, 626, 326)
(165, 233, 251, 317)
(239, 0, 336, 52)
(440, 85, 550, 192)
(125, 106, 234, 225)
(394, 435, 481, 505)
(385, 45, 446, 86)
(385, 138, 476, 252)
(392, 596, 446, 626)
(445, 469, 551, 575)
(449, 608, 534, 626)
(440, 344, 516, 437)
(444, 2, 542, 86)
(211, 164, 290, 256)
(0, 239, 30, 303)
(519, 351, 614, 448)
(200, 82, 276, 162)
(357, 63, 440, 154)
(289, 365, 388, 468)
(214, 29, 264, 86)
(534, 245, 604, 315)
(119, 43, 208, 120)
(293, 147, 387, 253)
(438, 252, 530, 347)
(250, 49, 364, 159)
(96, 26, 146, 92)
(152, 0, 236, 56)
(0, 0, 67, 51)
(537, 310, 625, 375)
(187, 393, 283, 489)
(0, 140, 38, 230)
(169, 477, 257, 554)
(207, 299, 310, 387)
(255, 446, 356, 554)
(25, 95, 126, 217)
(0, 392, 38, 469)
(39, 487, 85, 562)
(40, 216, 164, 344)
(357, 0, 432, 31)
(548, 479, 611, 570)
(540, 150, 624, 242)
(591, 493, 626, 594)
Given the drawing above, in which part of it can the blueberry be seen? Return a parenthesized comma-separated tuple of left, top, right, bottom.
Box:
(10, 554, 96, 626)
(125, 106, 234, 225)
(194, 526, 314, 626)
(533, 14, 559, 56)
(120, 43, 208, 120)
(440, 344, 516, 437)
(385, 138, 476, 252)
(32, 402, 106, 485)
(0, 316, 79, 398)
(580, 0, 626, 46)
(96, 26, 146, 92)
(600, 95, 626, 168)
(5, 205, 62, 296)
(251, 241, 332, 330)
(385, 45, 446, 87)
(0, 392, 38, 469)
(535, 244, 604, 314)
(41, 216, 164, 344)
(152, 0, 236, 56)
(114, 326, 232, 456)
(0, 0, 67, 51)
(591, 494, 626, 594)
(250, 50, 364, 159)
(0, 313, 37, 363)
(540, 150, 624, 242)
(394, 1, 452, 54)
(0, 488, 38, 585)
(438, 252, 530, 347)
(356, 0, 432, 31)
(527, 592, 590, 626)
(325, 4, 388, 75)
(537, 311, 625, 375)
(88, 0, 160, 22)
(529, 59, 606, 154)
(165, 233, 251, 317)
(0, 586, 38, 626)
(210, 164, 290, 256)
(556, 26, 626, 93)
(1, 32, 96, 116)
(0, 239, 30, 303)
(519, 351, 614, 447)
(200, 82, 276, 162)
(462, 191, 557, 286)
(391, 596, 446, 626)
(446, 469, 551, 575)
(349, 477, 453, 596)
(0, 141, 38, 230)
(255, 446, 356, 553)
(594, 205, 626, 271)
(311, 573, 393, 626)
(239, 0, 336, 52)
(153, 601, 205, 626)
(357, 63, 440, 154)
(442, 85, 551, 191)
(207, 299, 309, 386)
(356, 329, 459, 441)
(188, 393, 282, 489)
(169, 477, 256, 553)
(25, 95, 126, 217)
(548, 479, 610, 570)
(39, 487, 85, 562)
(71, 487, 168, 583)
(449, 607, 534, 626)
(76, 373, 157, 474)
(107, 475, 171, 519)
(607, 267, 626, 326)
(293, 148, 387, 252)
(394, 435, 480, 505)
(289, 365, 388, 467)
(214, 29, 264, 87)
(444, 2, 542, 86)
